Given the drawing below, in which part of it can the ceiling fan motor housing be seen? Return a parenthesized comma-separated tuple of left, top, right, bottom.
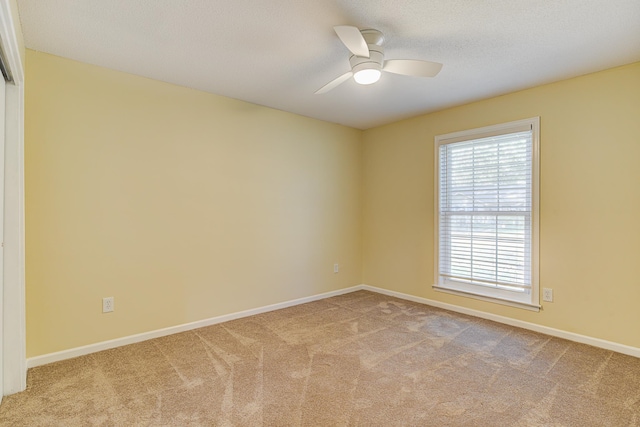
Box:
(349, 29, 385, 76)
(349, 45, 384, 74)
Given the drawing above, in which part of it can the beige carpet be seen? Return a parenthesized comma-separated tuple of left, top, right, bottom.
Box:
(1, 290, 638, 426)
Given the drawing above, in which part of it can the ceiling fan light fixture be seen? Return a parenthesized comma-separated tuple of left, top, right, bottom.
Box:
(350, 48, 384, 85)
(353, 68, 381, 85)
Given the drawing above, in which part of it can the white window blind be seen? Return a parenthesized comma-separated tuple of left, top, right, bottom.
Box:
(435, 118, 539, 308)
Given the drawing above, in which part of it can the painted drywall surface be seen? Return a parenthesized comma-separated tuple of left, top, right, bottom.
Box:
(25, 50, 362, 357)
(363, 62, 640, 348)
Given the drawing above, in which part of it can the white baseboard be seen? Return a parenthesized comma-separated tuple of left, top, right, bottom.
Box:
(361, 284, 640, 359)
(27, 283, 639, 368)
(27, 286, 362, 368)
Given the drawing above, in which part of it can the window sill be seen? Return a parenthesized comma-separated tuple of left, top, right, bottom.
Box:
(432, 285, 541, 312)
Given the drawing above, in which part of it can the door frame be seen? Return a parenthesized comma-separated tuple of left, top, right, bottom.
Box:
(0, 0, 25, 395)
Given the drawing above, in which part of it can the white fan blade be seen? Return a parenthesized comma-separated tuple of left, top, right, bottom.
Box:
(334, 26, 369, 58)
(383, 59, 443, 77)
(315, 71, 353, 94)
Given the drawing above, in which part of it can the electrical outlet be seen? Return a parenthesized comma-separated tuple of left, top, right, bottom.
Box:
(334, 263, 339, 273)
(103, 297, 114, 313)
(542, 288, 553, 302)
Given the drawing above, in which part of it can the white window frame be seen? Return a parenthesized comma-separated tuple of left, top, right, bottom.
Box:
(434, 117, 540, 311)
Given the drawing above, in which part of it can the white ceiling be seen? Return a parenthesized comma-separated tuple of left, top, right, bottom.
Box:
(16, 0, 640, 129)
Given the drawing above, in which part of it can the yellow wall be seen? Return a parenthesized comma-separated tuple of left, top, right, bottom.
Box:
(26, 47, 640, 357)
(363, 62, 640, 348)
(25, 50, 362, 357)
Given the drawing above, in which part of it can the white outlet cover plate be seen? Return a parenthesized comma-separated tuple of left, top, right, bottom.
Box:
(103, 297, 114, 313)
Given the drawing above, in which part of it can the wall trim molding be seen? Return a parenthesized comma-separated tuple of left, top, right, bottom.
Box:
(27, 286, 362, 368)
(360, 284, 640, 359)
(0, 0, 26, 396)
(27, 283, 640, 369)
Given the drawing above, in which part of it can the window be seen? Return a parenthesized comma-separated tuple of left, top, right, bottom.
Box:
(434, 118, 540, 310)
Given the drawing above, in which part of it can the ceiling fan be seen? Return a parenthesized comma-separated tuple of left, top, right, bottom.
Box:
(315, 26, 443, 94)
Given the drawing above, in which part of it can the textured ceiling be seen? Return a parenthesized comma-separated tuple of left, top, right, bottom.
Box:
(17, 0, 640, 129)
